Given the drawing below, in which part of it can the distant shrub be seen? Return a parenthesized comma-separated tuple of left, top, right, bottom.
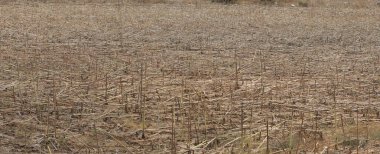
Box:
(139, 0, 168, 3)
(260, 0, 275, 5)
(298, 0, 308, 7)
(211, 0, 237, 4)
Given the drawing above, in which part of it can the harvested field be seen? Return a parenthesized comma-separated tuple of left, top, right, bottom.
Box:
(1, 1, 380, 153)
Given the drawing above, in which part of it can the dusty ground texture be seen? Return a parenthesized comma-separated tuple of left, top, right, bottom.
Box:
(1, 2, 380, 153)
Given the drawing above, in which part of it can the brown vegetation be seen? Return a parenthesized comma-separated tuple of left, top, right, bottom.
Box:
(0, 1, 380, 153)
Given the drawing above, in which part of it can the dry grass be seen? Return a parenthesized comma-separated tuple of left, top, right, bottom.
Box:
(0, 1, 380, 153)
(2, 0, 378, 7)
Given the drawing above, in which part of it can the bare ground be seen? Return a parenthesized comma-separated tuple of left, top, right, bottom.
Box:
(1, 2, 380, 153)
